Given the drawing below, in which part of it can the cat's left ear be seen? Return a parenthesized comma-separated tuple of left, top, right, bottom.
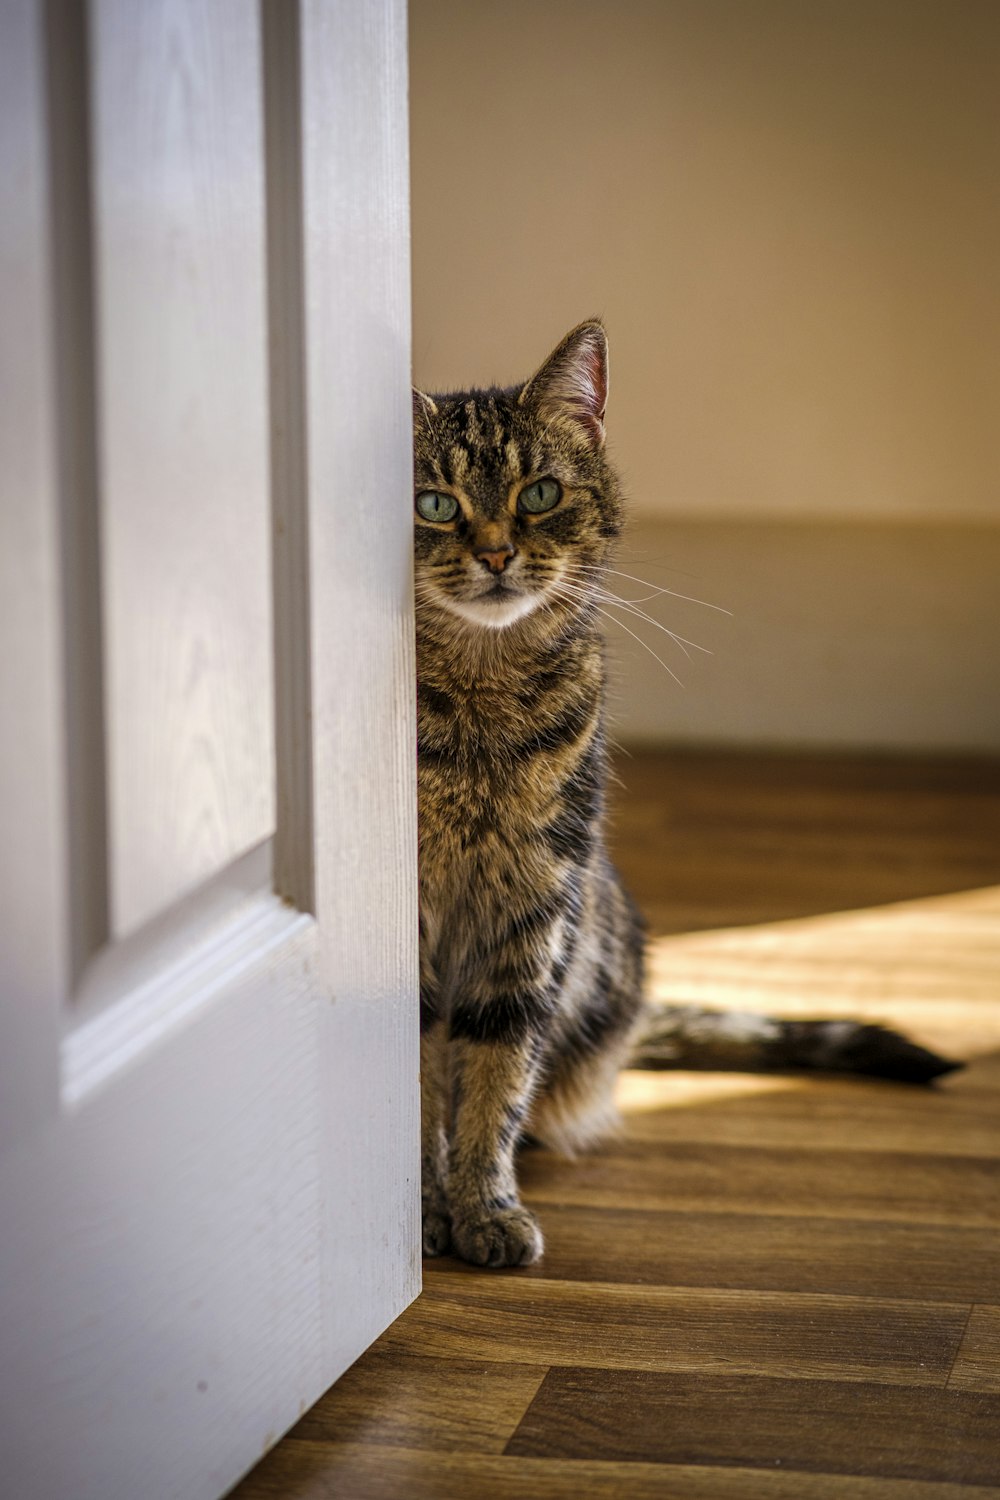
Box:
(413, 387, 438, 428)
(520, 320, 608, 449)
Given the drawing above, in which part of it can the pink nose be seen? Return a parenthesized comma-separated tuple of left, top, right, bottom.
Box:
(476, 544, 516, 574)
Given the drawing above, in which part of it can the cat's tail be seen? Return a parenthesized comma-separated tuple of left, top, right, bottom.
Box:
(629, 1003, 961, 1084)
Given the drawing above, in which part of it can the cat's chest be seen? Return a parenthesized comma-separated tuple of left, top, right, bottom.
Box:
(418, 692, 542, 812)
(417, 740, 560, 935)
(417, 686, 563, 857)
(419, 683, 520, 763)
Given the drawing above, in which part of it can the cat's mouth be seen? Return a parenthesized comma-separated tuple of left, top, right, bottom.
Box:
(478, 579, 520, 603)
(437, 576, 544, 631)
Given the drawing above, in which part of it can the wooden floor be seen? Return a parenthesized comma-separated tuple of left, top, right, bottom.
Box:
(233, 750, 1000, 1499)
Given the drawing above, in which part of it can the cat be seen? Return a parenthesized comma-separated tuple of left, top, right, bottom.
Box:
(413, 320, 957, 1269)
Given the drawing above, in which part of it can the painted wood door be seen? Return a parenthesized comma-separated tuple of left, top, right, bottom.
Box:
(0, 3, 418, 1498)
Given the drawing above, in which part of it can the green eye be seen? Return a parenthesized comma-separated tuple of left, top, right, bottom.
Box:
(518, 478, 562, 515)
(416, 490, 459, 523)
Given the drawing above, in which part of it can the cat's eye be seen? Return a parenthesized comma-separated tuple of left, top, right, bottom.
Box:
(518, 478, 562, 515)
(416, 490, 459, 523)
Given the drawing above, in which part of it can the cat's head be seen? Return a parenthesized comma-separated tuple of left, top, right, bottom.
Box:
(412, 321, 624, 632)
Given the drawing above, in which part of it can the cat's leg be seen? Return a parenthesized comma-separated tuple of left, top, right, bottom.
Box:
(419, 944, 452, 1257)
(528, 866, 645, 1155)
(528, 1040, 628, 1155)
(421, 1027, 451, 1255)
(447, 1027, 545, 1267)
(446, 1038, 542, 1272)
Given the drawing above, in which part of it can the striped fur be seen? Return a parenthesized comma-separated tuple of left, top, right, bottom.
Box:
(414, 322, 958, 1269)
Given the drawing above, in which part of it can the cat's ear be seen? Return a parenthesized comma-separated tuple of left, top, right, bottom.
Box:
(413, 388, 438, 428)
(520, 320, 608, 449)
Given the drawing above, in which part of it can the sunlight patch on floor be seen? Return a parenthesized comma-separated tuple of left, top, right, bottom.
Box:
(641, 885, 1000, 1062)
(616, 1069, 808, 1115)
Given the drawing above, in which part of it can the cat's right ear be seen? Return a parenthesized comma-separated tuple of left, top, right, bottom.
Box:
(413, 388, 438, 429)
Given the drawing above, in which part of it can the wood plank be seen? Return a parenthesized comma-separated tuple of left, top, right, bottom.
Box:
(507, 1368, 1000, 1487)
(949, 1305, 1000, 1394)
(426, 1205, 1000, 1304)
(288, 1349, 546, 1453)
(233, 1440, 1000, 1500)
(517, 1140, 1000, 1228)
(610, 750, 1000, 935)
(617, 1066, 1000, 1158)
(383, 1274, 967, 1386)
(92, 0, 275, 935)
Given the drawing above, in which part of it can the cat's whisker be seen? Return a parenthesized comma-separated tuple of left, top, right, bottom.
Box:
(617, 588, 667, 605)
(546, 584, 685, 687)
(560, 563, 669, 605)
(552, 575, 711, 659)
(559, 569, 662, 605)
(559, 567, 716, 651)
(605, 568, 733, 615)
(558, 562, 677, 602)
(592, 604, 686, 687)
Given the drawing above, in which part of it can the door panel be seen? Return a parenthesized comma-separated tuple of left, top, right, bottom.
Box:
(92, 0, 276, 937)
(3, 916, 323, 1499)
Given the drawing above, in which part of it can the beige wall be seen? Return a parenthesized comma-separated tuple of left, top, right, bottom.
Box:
(409, 0, 1000, 749)
(604, 519, 1000, 752)
(410, 0, 1000, 523)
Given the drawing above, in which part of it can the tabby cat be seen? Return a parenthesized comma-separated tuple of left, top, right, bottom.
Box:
(414, 320, 956, 1269)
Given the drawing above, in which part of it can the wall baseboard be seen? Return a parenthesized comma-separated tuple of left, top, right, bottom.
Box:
(605, 520, 1000, 754)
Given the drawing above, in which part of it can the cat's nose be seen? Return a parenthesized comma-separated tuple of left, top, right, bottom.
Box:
(475, 543, 516, 574)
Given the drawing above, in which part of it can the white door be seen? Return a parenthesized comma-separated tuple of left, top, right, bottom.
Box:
(0, 4, 418, 1498)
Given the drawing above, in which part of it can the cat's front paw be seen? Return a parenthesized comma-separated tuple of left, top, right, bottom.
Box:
(451, 1206, 543, 1268)
(422, 1208, 452, 1258)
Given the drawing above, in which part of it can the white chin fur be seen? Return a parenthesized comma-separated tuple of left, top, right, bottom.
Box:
(441, 592, 542, 630)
